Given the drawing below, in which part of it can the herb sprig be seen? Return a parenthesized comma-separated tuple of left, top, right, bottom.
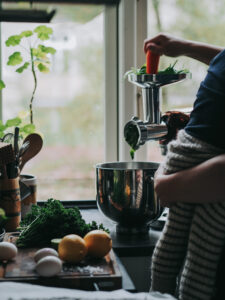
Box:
(124, 60, 189, 78)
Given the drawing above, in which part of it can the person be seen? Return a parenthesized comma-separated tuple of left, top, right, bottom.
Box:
(154, 153, 225, 208)
(143, 33, 225, 300)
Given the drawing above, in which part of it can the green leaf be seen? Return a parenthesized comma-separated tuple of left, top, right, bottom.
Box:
(5, 117, 22, 127)
(16, 62, 30, 73)
(38, 45, 56, 55)
(0, 208, 6, 218)
(7, 52, 23, 66)
(32, 47, 45, 59)
(0, 80, 6, 90)
(0, 120, 6, 131)
(37, 63, 49, 73)
(34, 25, 53, 41)
(20, 30, 33, 38)
(5, 35, 21, 46)
(20, 123, 35, 134)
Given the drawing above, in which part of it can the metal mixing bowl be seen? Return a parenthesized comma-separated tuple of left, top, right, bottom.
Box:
(96, 162, 162, 234)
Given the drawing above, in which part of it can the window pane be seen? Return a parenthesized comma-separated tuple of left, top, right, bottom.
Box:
(2, 5, 104, 201)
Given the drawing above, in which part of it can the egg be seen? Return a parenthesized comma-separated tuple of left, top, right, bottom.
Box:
(0, 242, 17, 261)
(34, 247, 58, 262)
(35, 255, 62, 277)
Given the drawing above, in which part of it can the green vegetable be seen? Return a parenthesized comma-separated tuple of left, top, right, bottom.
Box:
(16, 199, 109, 248)
(20, 204, 41, 227)
(157, 60, 189, 74)
(124, 64, 146, 78)
(51, 238, 62, 250)
(130, 148, 135, 160)
(124, 123, 139, 160)
(124, 60, 189, 78)
(0, 208, 7, 231)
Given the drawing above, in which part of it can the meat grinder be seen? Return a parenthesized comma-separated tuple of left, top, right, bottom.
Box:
(124, 73, 191, 150)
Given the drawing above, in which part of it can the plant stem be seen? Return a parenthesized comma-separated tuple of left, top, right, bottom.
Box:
(30, 46, 37, 124)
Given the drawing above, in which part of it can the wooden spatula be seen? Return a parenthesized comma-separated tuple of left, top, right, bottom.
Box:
(19, 133, 43, 172)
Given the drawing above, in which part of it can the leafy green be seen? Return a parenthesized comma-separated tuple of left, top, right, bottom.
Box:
(16, 62, 30, 73)
(0, 208, 7, 231)
(20, 30, 33, 38)
(130, 148, 135, 160)
(157, 60, 189, 74)
(124, 60, 189, 77)
(20, 123, 36, 134)
(0, 80, 6, 90)
(5, 117, 22, 127)
(38, 44, 56, 55)
(20, 204, 41, 227)
(124, 123, 140, 159)
(37, 63, 49, 73)
(0, 120, 6, 131)
(5, 35, 21, 46)
(7, 52, 23, 66)
(34, 25, 53, 40)
(124, 64, 147, 78)
(17, 199, 109, 248)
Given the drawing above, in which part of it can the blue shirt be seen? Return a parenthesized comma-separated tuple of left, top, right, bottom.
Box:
(185, 49, 225, 149)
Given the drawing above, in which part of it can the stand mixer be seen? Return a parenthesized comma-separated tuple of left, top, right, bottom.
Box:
(124, 72, 191, 150)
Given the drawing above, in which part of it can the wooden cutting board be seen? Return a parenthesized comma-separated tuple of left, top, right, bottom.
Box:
(0, 232, 122, 291)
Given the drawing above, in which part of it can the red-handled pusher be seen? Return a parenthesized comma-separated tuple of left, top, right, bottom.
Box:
(124, 51, 191, 151)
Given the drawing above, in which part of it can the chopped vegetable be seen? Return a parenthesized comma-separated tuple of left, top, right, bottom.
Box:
(124, 60, 189, 78)
(123, 64, 146, 78)
(124, 123, 140, 160)
(157, 60, 189, 74)
(146, 50, 160, 74)
(16, 199, 109, 248)
(130, 148, 135, 160)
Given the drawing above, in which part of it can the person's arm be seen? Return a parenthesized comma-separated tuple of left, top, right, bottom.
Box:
(154, 154, 225, 207)
(144, 33, 223, 65)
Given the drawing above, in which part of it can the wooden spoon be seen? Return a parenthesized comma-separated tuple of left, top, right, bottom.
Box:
(19, 133, 43, 172)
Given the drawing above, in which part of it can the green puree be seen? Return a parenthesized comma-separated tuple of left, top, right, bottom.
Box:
(124, 123, 139, 160)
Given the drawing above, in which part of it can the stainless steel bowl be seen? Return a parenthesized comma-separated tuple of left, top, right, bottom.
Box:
(96, 162, 162, 234)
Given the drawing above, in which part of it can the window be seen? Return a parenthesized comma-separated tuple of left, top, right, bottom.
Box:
(1, 3, 118, 201)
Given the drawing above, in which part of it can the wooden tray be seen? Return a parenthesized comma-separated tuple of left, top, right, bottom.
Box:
(0, 232, 122, 291)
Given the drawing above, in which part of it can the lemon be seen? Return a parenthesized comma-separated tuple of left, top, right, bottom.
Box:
(51, 238, 62, 250)
(58, 234, 87, 263)
(83, 230, 112, 258)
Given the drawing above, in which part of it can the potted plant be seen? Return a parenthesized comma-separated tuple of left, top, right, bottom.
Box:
(0, 208, 7, 242)
(0, 25, 56, 218)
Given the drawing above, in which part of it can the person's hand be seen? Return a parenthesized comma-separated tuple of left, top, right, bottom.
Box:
(144, 32, 188, 57)
(154, 164, 175, 208)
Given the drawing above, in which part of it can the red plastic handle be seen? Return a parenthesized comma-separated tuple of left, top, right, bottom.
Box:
(146, 50, 160, 74)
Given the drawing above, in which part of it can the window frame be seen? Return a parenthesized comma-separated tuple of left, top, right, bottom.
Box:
(118, 0, 148, 162)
